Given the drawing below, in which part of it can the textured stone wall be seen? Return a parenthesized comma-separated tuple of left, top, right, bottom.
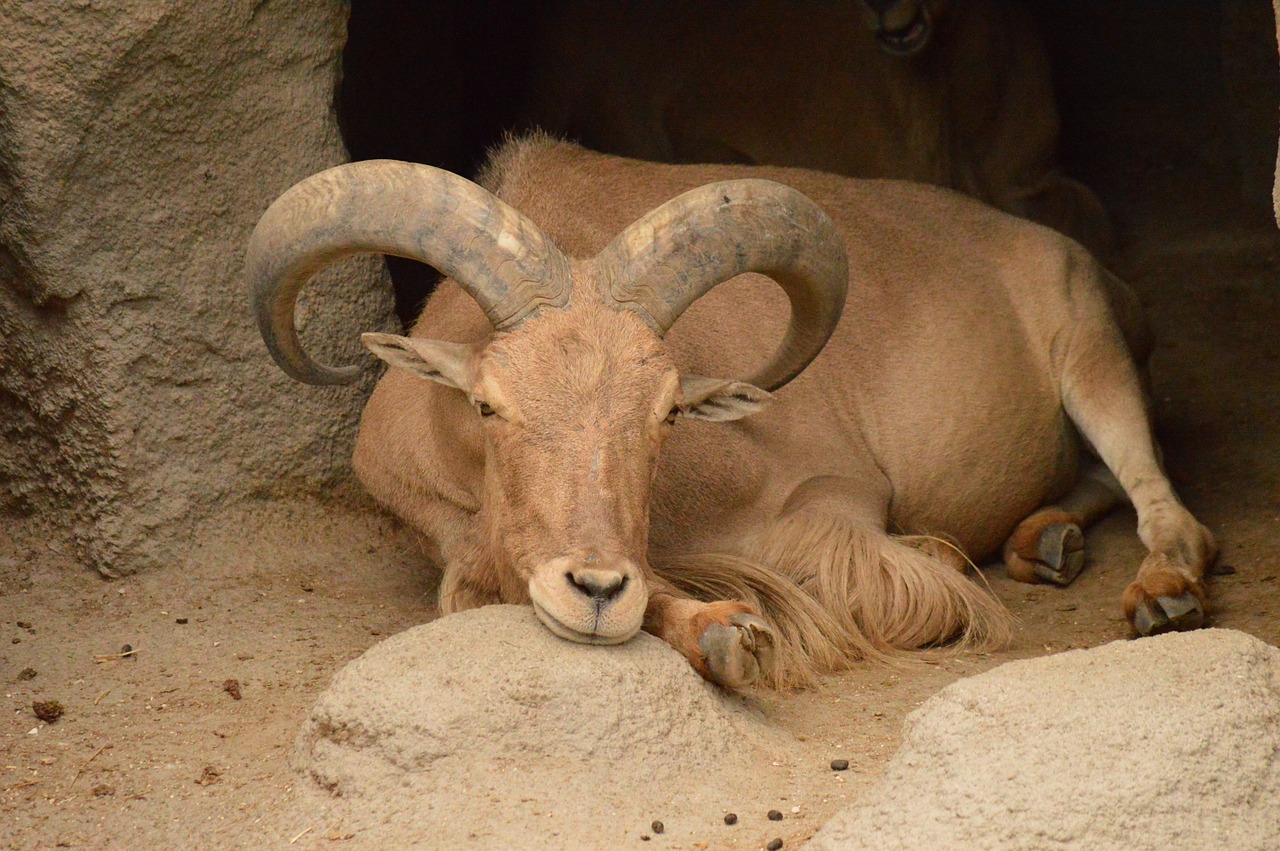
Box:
(0, 1, 396, 575)
(1274, 0, 1280, 224)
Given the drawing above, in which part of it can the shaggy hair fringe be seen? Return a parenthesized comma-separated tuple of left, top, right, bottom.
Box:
(656, 511, 1015, 689)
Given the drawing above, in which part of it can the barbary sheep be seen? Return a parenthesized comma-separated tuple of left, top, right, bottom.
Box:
(517, 0, 1113, 255)
(246, 137, 1213, 688)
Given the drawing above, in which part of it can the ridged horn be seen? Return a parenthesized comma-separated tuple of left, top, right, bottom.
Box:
(594, 179, 848, 392)
(246, 159, 572, 385)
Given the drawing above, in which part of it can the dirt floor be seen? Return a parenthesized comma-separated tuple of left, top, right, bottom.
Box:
(3, 170, 1279, 849)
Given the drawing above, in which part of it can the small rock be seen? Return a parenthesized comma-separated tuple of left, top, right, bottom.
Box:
(830, 758, 849, 771)
(17, 667, 37, 681)
(724, 813, 738, 825)
(17, 621, 32, 629)
(223, 679, 242, 700)
(92, 784, 115, 797)
(196, 765, 221, 786)
(767, 809, 784, 821)
(767, 839, 784, 850)
(32, 700, 64, 723)
(650, 820, 664, 834)
(640, 836, 650, 842)
(176, 618, 189, 625)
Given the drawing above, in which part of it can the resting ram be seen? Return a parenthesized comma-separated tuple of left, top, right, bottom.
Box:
(517, 0, 1113, 255)
(246, 137, 1214, 688)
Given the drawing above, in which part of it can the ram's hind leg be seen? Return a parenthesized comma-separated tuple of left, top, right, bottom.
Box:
(642, 578, 776, 689)
(1059, 279, 1217, 636)
(1004, 462, 1125, 586)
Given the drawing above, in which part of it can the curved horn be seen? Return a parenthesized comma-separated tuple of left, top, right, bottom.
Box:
(246, 160, 572, 385)
(594, 179, 848, 392)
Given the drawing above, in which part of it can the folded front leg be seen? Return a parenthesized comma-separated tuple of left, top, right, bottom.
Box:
(642, 578, 776, 689)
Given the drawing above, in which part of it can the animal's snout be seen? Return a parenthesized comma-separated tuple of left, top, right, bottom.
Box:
(866, 0, 920, 33)
(528, 553, 647, 645)
(566, 566, 629, 605)
(861, 0, 934, 57)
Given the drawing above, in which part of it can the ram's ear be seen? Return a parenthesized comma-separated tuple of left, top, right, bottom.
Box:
(678, 375, 773, 422)
(361, 333, 475, 391)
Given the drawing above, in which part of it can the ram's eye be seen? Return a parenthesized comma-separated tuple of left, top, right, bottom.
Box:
(664, 407, 679, 426)
(478, 402, 496, 418)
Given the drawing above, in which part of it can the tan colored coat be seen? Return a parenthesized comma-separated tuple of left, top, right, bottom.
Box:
(349, 139, 1213, 687)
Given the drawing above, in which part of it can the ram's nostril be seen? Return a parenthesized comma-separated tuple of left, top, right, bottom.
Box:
(568, 569, 628, 604)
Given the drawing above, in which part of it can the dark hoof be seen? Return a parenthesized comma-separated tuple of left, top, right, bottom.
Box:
(699, 613, 776, 689)
(1033, 523, 1085, 586)
(1133, 592, 1205, 636)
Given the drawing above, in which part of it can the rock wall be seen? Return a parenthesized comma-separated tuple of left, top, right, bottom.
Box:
(0, 1, 395, 575)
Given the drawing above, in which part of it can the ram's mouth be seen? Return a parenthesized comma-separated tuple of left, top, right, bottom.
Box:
(876, 11, 932, 57)
(531, 598, 636, 646)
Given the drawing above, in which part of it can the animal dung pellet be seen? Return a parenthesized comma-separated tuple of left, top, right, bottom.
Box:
(223, 678, 243, 700)
(723, 813, 738, 825)
(767, 809, 784, 821)
(17, 667, 37, 681)
(32, 700, 64, 723)
(830, 758, 850, 771)
(640, 835, 650, 842)
(176, 617, 188, 624)
(767, 839, 784, 850)
(651, 820, 664, 834)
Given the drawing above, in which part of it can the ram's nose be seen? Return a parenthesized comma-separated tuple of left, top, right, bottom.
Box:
(566, 566, 629, 604)
(528, 553, 647, 645)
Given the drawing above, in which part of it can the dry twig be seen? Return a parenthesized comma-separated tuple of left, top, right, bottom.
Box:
(94, 647, 138, 664)
(68, 744, 112, 789)
(3, 779, 40, 792)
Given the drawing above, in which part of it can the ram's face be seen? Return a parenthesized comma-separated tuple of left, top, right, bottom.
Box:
(362, 300, 772, 645)
(470, 305, 676, 644)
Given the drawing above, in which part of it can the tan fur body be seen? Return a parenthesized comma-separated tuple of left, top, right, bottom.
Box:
(352, 139, 1215, 686)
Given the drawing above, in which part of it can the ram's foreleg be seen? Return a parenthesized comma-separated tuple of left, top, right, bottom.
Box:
(1058, 268, 1217, 635)
(641, 576, 776, 689)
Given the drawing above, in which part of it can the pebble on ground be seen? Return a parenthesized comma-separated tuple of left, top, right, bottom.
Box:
(32, 700, 64, 723)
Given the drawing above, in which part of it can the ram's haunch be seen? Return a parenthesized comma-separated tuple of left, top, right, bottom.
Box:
(246, 137, 1215, 688)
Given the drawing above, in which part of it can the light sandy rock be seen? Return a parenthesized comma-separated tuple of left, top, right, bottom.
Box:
(808, 628, 1280, 850)
(0, 1, 395, 575)
(294, 604, 814, 848)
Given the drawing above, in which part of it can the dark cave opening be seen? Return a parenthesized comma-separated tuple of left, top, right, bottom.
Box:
(337, 0, 1279, 327)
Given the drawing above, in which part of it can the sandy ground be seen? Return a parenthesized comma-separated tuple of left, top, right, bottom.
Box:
(3, 178, 1279, 848)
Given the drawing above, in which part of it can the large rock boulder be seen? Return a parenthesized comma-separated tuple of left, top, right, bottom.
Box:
(809, 629, 1280, 850)
(294, 605, 803, 848)
(0, 1, 395, 574)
